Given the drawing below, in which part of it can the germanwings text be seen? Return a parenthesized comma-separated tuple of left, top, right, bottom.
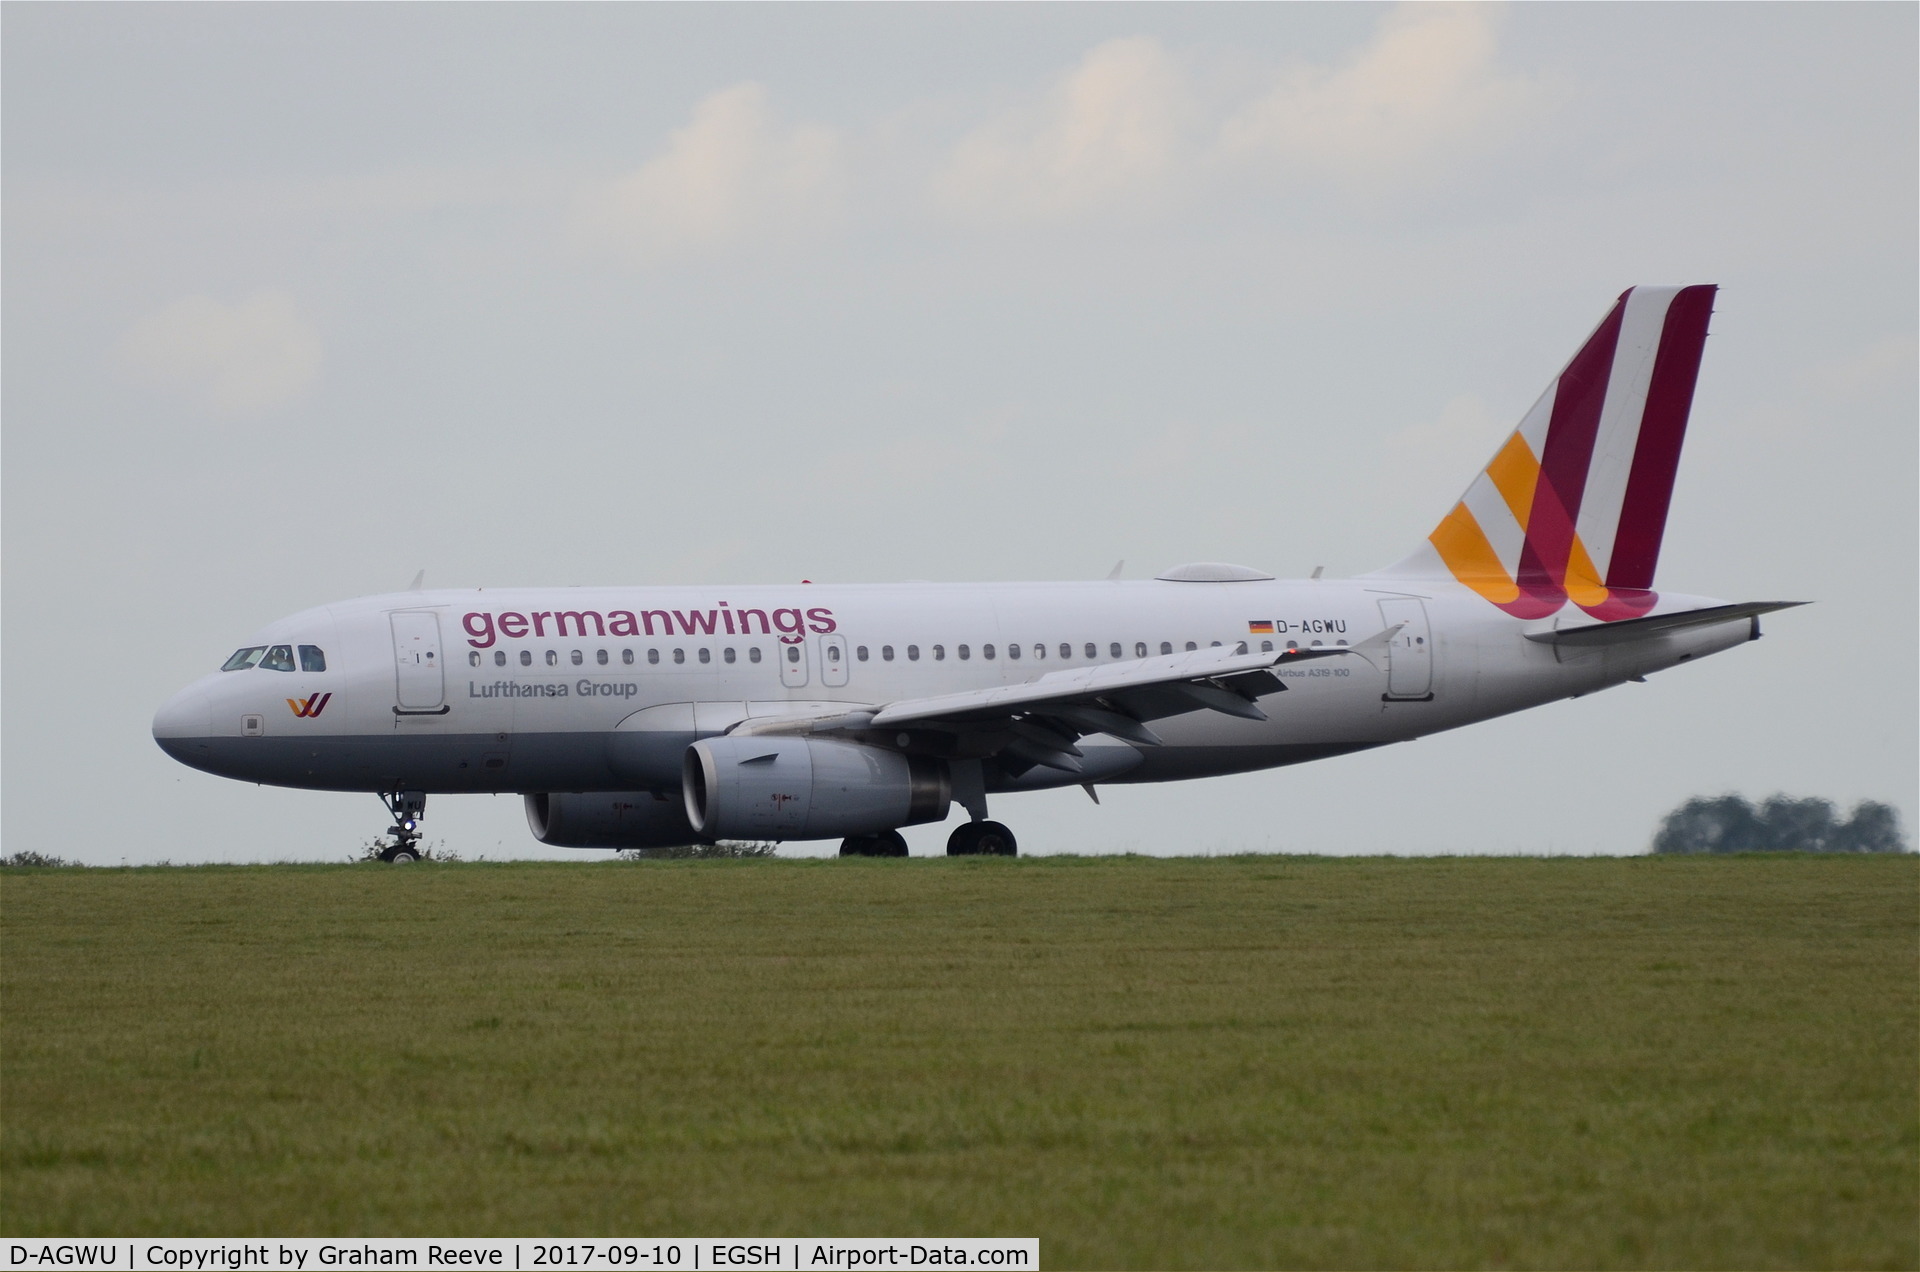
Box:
(461, 604, 837, 649)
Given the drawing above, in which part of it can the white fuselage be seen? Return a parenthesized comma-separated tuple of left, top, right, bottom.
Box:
(152, 576, 1752, 808)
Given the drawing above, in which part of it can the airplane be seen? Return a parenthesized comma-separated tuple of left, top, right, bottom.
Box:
(153, 285, 1799, 861)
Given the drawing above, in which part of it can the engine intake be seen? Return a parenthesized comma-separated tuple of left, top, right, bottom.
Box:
(525, 790, 698, 849)
(683, 737, 949, 841)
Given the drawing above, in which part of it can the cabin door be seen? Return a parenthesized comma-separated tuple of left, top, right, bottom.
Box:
(391, 611, 447, 711)
(1376, 598, 1433, 700)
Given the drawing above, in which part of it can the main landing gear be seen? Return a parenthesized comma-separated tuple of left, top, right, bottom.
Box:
(377, 790, 426, 863)
(839, 830, 909, 857)
(946, 821, 1017, 857)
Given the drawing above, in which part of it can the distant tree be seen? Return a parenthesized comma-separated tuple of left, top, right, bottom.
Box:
(617, 842, 778, 860)
(1, 851, 78, 867)
(1831, 801, 1909, 853)
(1653, 794, 1910, 854)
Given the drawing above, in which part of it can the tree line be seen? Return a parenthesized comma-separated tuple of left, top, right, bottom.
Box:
(1653, 794, 1909, 854)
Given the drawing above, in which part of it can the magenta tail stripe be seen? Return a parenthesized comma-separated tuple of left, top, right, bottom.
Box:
(1605, 284, 1716, 590)
(1514, 291, 1628, 597)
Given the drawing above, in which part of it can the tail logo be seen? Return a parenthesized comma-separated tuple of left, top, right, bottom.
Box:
(287, 693, 332, 718)
(1428, 285, 1716, 621)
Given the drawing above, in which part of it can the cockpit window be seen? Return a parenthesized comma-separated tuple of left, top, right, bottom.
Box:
(299, 645, 327, 673)
(221, 647, 267, 672)
(260, 645, 296, 672)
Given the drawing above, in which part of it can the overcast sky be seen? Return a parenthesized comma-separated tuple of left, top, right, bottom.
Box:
(4, 3, 1914, 864)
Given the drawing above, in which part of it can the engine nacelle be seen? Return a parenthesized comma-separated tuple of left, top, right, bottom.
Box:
(683, 737, 950, 841)
(524, 791, 698, 849)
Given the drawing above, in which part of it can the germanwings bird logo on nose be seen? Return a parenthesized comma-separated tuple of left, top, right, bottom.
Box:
(287, 693, 332, 719)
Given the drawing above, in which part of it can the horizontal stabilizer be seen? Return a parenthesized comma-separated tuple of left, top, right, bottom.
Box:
(1525, 601, 1805, 647)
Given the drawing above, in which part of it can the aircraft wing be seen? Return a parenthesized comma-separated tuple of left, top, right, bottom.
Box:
(729, 626, 1399, 772)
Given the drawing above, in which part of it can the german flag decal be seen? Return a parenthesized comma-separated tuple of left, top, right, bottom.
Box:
(1247, 620, 1275, 634)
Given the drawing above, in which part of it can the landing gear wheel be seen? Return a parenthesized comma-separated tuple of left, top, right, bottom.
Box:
(376, 790, 426, 864)
(947, 821, 1017, 857)
(841, 831, 910, 858)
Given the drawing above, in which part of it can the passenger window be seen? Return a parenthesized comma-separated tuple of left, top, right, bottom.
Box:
(1006, 644, 1020, 660)
(1109, 643, 1121, 659)
(1286, 641, 1299, 650)
(495, 651, 507, 666)
(930, 645, 942, 661)
(882, 645, 894, 661)
(623, 649, 635, 665)
(724, 647, 736, 664)
(1211, 641, 1222, 648)
(908, 645, 920, 661)
(469, 652, 481, 667)
(748, 647, 762, 664)
(674, 649, 686, 664)
(571, 650, 584, 666)
(1260, 640, 1273, 653)
(1160, 642, 1172, 656)
(221, 646, 266, 672)
(1033, 644, 1044, 659)
(520, 650, 533, 666)
(546, 650, 559, 666)
(260, 645, 295, 672)
(983, 644, 996, 660)
(1085, 643, 1097, 660)
(1185, 641, 1197, 652)
(857, 646, 869, 661)
(785, 646, 799, 663)
(649, 649, 661, 665)
(597, 649, 609, 665)
(1235, 642, 1248, 654)
(826, 645, 839, 664)
(958, 645, 971, 661)
(699, 648, 711, 664)
(298, 645, 327, 673)
(1059, 644, 1071, 660)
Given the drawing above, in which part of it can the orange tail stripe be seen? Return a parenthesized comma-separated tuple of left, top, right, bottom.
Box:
(1430, 502, 1520, 604)
(1485, 432, 1541, 527)
(1564, 534, 1611, 609)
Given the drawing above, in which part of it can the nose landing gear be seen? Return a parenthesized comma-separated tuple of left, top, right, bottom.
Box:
(377, 790, 426, 863)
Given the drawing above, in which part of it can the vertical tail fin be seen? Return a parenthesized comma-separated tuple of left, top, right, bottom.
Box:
(1382, 285, 1717, 619)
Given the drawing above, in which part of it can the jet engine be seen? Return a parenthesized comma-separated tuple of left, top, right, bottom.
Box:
(683, 737, 950, 841)
(524, 790, 698, 848)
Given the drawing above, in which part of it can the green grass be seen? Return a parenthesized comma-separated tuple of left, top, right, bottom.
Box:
(2, 855, 1914, 1269)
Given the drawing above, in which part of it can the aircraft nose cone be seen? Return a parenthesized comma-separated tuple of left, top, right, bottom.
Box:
(152, 688, 213, 766)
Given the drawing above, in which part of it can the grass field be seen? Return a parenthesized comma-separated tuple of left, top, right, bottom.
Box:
(2, 855, 1914, 1268)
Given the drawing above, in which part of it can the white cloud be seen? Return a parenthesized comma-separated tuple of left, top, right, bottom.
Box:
(577, 83, 843, 265)
(1215, 4, 1542, 183)
(118, 291, 322, 417)
(930, 37, 1192, 224)
(928, 6, 1545, 224)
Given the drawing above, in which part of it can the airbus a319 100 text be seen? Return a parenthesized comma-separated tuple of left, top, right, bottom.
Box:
(154, 286, 1799, 859)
